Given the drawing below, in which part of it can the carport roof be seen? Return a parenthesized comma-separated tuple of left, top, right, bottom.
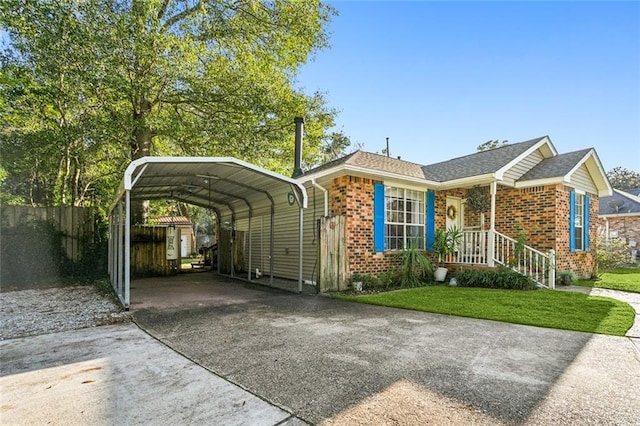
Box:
(111, 156, 307, 217)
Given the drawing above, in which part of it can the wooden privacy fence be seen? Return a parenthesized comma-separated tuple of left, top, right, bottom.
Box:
(218, 229, 246, 275)
(318, 216, 348, 292)
(1, 205, 96, 262)
(131, 226, 177, 277)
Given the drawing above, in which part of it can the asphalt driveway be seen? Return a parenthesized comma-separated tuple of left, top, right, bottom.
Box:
(132, 274, 640, 425)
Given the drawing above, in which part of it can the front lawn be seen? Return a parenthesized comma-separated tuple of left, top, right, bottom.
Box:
(575, 268, 640, 293)
(337, 286, 634, 336)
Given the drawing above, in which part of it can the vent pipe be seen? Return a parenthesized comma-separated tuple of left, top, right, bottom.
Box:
(293, 116, 304, 178)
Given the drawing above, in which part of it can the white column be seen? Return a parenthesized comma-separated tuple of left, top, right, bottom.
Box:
(487, 182, 497, 267)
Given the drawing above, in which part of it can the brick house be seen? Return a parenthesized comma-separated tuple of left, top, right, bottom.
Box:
(299, 136, 611, 284)
(598, 188, 640, 263)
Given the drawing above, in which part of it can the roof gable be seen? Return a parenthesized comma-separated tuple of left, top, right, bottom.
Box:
(302, 150, 432, 182)
(420, 136, 550, 182)
(518, 148, 612, 196)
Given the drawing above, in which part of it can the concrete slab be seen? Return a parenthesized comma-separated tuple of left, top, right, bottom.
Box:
(130, 276, 640, 425)
(0, 323, 301, 425)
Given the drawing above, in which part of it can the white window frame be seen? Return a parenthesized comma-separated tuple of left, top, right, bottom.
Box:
(384, 186, 425, 251)
(574, 193, 584, 251)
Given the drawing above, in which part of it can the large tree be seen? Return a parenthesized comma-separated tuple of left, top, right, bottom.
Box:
(606, 167, 640, 191)
(1, 0, 343, 218)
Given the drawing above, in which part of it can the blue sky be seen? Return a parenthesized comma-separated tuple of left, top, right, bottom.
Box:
(297, 1, 640, 172)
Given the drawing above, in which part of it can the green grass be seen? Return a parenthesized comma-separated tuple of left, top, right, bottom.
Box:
(337, 286, 634, 336)
(575, 268, 640, 293)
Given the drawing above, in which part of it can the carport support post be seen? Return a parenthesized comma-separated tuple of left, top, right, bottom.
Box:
(117, 198, 124, 297)
(124, 189, 131, 307)
(298, 207, 303, 293)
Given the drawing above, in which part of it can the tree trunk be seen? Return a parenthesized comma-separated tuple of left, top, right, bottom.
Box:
(130, 99, 153, 224)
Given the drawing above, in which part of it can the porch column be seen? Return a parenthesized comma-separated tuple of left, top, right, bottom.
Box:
(487, 182, 497, 267)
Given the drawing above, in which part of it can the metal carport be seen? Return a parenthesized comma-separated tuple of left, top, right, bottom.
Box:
(108, 156, 308, 308)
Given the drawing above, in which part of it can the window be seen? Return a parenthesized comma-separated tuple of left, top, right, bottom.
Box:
(569, 191, 590, 252)
(574, 193, 584, 250)
(384, 187, 425, 250)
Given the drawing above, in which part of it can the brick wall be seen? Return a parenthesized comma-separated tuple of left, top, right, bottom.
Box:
(553, 185, 599, 278)
(329, 177, 599, 279)
(494, 185, 556, 251)
(330, 176, 398, 277)
(602, 216, 640, 247)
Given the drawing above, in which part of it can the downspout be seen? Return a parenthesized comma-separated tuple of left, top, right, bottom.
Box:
(488, 181, 497, 267)
(311, 179, 328, 217)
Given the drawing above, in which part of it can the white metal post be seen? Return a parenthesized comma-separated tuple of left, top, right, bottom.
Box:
(117, 199, 124, 298)
(124, 189, 131, 307)
(298, 207, 304, 293)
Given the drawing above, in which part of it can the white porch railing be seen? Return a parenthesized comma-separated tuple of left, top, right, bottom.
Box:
(450, 230, 556, 289)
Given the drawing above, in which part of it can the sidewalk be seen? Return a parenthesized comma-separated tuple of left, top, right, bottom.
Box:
(0, 323, 307, 425)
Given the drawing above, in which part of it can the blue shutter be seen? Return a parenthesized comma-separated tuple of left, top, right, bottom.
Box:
(569, 191, 576, 252)
(426, 191, 435, 250)
(584, 194, 590, 251)
(373, 183, 385, 252)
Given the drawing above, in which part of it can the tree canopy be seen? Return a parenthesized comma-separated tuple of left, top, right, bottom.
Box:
(606, 167, 640, 191)
(1, 0, 346, 217)
(477, 140, 509, 152)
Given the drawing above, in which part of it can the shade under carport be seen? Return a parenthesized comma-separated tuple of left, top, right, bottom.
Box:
(108, 156, 308, 308)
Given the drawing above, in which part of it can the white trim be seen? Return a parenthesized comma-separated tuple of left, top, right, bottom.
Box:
(599, 212, 640, 218)
(495, 136, 556, 180)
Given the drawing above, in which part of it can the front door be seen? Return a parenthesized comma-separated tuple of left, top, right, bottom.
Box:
(445, 197, 462, 231)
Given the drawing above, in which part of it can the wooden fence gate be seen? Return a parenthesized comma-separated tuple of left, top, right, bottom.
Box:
(318, 216, 348, 292)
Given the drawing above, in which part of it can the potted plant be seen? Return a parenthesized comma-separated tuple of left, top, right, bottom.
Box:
(432, 226, 463, 282)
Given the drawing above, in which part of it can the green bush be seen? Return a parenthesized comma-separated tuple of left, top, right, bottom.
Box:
(456, 268, 538, 290)
(395, 245, 434, 288)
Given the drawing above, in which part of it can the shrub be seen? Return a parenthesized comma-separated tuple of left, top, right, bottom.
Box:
(396, 245, 434, 288)
(456, 268, 538, 290)
(378, 270, 396, 288)
(596, 238, 633, 271)
(557, 270, 577, 286)
(352, 272, 379, 290)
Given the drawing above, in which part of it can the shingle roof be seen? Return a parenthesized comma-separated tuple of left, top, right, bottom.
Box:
(304, 150, 430, 180)
(518, 148, 592, 182)
(599, 189, 640, 215)
(420, 137, 547, 182)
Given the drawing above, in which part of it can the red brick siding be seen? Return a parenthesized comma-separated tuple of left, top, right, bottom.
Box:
(602, 216, 640, 247)
(329, 177, 599, 279)
(494, 185, 557, 251)
(554, 186, 599, 278)
(330, 176, 399, 277)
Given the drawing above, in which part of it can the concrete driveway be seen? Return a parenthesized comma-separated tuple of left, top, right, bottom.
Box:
(131, 274, 640, 425)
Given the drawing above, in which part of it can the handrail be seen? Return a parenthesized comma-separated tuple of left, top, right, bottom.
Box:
(492, 231, 555, 288)
(448, 230, 556, 288)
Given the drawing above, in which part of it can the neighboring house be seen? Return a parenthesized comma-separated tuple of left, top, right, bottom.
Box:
(598, 188, 640, 262)
(151, 216, 195, 257)
(299, 136, 612, 283)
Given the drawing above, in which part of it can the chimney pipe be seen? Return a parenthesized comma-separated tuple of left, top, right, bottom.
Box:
(293, 116, 304, 178)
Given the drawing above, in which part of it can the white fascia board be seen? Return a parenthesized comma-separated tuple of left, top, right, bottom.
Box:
(494, 136, 555, 180)
(563, 150, 612, 197)
(300, 163, 440, 188)
(515, 177, 565, 188)
(436, 174, 497, 190)
(599, 212, 640, 218)
(122, 156, 308, 208)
